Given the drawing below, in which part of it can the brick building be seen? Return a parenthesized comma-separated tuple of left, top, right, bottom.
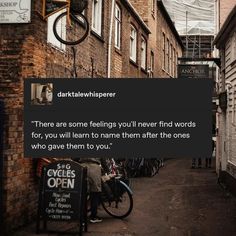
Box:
(214, 5, 236, 195)
(218, 0, 236, 27)
(129, 0, 183, 77)
(0, 0, 182, 233)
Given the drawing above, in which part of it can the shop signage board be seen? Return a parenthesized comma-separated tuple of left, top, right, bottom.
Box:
(178, 64, 209, 79)
(42, 0, 68, 19)
(36, 160, 87, 235)
(0, 0, 31, 23)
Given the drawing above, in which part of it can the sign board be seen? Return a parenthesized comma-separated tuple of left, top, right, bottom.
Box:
(36, 160, 87, 235)
(0, 0, 31, 23)
(178, 64, 209, 79)
(40, 160, 85, 221)
(42, 0, 68, 19)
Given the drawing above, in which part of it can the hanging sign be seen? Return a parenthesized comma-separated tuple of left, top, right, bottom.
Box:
(42, 0, 68, 19)
(178, 64, 209, 79)
(0, 0, 31, 23)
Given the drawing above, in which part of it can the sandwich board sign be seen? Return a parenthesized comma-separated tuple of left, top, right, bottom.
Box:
(36, 160, 87, 235)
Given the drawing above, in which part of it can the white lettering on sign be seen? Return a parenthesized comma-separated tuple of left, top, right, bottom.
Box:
(47, 177, 75, 189)
(46, 163, 76, 189)
(0, 0, 31, 23)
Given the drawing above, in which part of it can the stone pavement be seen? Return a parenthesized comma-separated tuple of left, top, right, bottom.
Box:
(11, 158, 236, 236)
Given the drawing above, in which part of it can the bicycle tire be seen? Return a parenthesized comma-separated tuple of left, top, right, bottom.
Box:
(53, 11, 89, 45)
(101, 180, 133, 219)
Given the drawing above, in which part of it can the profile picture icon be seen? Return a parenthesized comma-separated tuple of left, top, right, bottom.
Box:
(31, 83, 53, 105)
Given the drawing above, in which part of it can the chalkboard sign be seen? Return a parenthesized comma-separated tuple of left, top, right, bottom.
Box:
(36, 160, 87, 235)
(42, 0, 68, 19)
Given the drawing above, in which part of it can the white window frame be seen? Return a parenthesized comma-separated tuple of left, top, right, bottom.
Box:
(92, 0, 103, 36)
(141, 37, 147, 70)
(130, 25, 137, 62)
(115, 4, 121, 49)
(47, 9, 66, 51)
(162, 32, 165, 70)
(149, 51, 154, 78)
(166, 38, 169, 73)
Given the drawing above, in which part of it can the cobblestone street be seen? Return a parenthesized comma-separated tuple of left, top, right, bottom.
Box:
(12, 158, 236, 236)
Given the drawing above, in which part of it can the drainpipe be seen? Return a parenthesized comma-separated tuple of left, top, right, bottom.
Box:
(107, 0, 115, 78)
(0, 100, 4, 234)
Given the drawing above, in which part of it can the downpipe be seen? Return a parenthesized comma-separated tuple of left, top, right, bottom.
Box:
(0, 100, 4, 234)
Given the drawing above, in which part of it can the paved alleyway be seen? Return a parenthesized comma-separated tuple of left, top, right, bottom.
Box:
(13, 158, 236, 236)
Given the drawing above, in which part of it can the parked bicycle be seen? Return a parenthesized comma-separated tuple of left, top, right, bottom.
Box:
(124, 158, 161, 178)
(98, 173, 133, 219)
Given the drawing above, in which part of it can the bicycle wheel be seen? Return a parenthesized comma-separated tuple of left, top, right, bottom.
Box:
(53, 11, 89, 45)
(101, 180, 133, 219)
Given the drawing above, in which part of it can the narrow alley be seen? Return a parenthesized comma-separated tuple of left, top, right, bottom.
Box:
(13, 158, 236, 236)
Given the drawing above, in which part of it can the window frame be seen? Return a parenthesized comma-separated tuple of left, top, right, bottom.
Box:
(141, 36, 147, 70)
(130, 24, 137, 63)
(231, 32, 236, 64)
(149, 51, 154, 78)
(162, 32, 165, 70)
(115, 3, 122, 50)
(166, 38, 170, 73)
(47, 9, 66, 51)
(92, 0, 103, 36)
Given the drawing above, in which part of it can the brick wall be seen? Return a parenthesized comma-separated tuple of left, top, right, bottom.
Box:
(0, 0, 156, 232)
(129, 0, 183, 78)
(110, 0, 150, 78)
(0, 0, 111, 232)
(219, 0, 236, 27)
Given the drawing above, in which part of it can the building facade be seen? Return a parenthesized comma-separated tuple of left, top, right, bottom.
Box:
(214, 5, 236, 194)
(127, 0, 183, 77)
(0, 0, 182, 232)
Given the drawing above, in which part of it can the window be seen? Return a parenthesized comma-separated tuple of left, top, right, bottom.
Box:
(173, 48, 176, 77)
(92, 0, 102, 35)
(162, 33, 165, 70)
(231, 32, 236, 64)
(115, 4, 121, 49)
(149, 51, 154, 78)
(170, 44, 173, 76)
(151, 0, 155, 13)
(141, 37, 147, 70)
(166, 38, 169, 72)
(47, 9, 66, 51)
(130, 25, 137, 62)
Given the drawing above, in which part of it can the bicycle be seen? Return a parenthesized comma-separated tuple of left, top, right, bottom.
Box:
(41, 0, 89, 45)
(96, 174, 133, 219)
